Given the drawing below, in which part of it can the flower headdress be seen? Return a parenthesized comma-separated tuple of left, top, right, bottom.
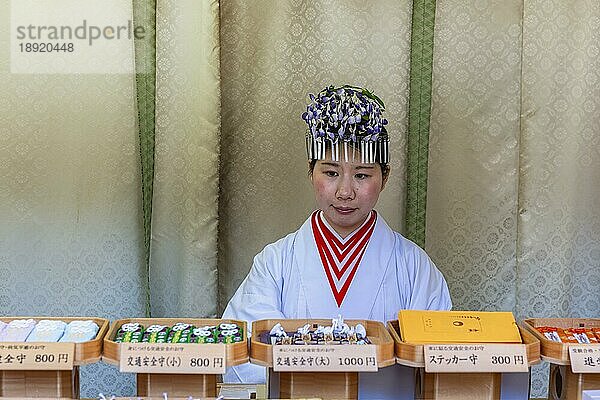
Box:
(302, 85, 389, 164)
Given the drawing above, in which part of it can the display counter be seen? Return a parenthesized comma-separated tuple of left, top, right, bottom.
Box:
(388, 319, 540, 400)
(0, 316, 108, 398)
(251, 318, 394, 399)
(102, 318, 247, 398)
(524, 318, 600, 400)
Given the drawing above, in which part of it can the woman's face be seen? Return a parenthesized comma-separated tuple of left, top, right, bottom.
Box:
(311, 153, 387, 238)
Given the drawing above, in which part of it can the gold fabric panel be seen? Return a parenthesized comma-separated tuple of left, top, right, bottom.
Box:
(218, 0, 413, 309)
(519, 0, 600, 395)
(426, 0, 522, 311)
(428, 0, 600, 396)
(0, 0, 143, 394)
(150, 0, 221, 317)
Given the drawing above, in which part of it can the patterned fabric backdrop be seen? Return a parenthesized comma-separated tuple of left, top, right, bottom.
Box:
(2, 0, 600, 397)
(150, 0, 220, 317)
(218, 0, 414, 309)
(0, 0, 142, 394)
(517, 0, 600, 395)
(427, 0, 600, 396)
(427, 0, 522, 318)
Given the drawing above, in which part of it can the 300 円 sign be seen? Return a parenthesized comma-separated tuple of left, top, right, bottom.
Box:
(424, 344, 528, 373)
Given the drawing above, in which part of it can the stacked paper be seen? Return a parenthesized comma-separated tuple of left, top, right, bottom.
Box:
(60, 320, 100, 343)
(0, 319, 36, 341)
(26, 319, 67, 342)
(398, 310, 522, 344)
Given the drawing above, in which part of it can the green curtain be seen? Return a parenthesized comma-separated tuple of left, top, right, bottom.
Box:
(133, 0, 157, 317)
(406, 0, 437, 248)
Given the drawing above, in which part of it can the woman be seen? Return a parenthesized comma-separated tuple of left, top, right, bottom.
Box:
(223, 85, 451, 397)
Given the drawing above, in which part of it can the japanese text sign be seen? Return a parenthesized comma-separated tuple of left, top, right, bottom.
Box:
(0, 342, 74, 370)
(569, 345, 600, 373)
(272, 345, 378, 372)
(424, 344, 528, 373)
(119, 343, 226, 374)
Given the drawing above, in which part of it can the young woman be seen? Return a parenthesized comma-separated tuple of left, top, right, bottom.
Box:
(223, 85, 451, 397)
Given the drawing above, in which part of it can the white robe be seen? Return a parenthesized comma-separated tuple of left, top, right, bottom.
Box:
(223, 212, 451, 397)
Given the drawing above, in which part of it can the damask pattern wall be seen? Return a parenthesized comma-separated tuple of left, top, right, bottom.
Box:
(517, 0, 600, 394)
(218, 0, 414, 309)
(1, 0, 600, 397)
(426, 0, 600, 395)
(426, 0, 522, 313)
(0, 1, 142, 394)
(150, 0, 221, 318)
(518, 0, 600, 321)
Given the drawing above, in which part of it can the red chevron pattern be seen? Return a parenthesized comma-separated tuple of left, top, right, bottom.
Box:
(311, 210, 377, 307)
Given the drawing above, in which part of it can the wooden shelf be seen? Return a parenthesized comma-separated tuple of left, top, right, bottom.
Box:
(523, 318, 600, 365)
(102, 318, 248, 367)
(387, 320, 540, 367)
(0, 316, 108, 366)
(250, 318, 395, 368)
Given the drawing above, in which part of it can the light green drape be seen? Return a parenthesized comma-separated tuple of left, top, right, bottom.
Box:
(0, 1, 144, 395)
(133, 0, 157, 317)
(406, 0, 437, 248)
(133, 0, 222, 319)
(149, 0, 221, 317)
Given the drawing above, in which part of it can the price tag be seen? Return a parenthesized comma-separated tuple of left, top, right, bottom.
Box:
(0, 342, 74, 370)
(119, 343, 226, 374)
(569, 345, 600, 373)
(272, 345, 378, 372)
(424, 344, 528, 373)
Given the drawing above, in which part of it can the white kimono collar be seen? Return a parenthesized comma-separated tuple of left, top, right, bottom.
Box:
(294, 211, 396, 320)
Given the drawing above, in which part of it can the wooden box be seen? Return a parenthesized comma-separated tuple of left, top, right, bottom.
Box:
(103, 318, 248, 397)
(0, 316, 108, 398)
(251, 318, 395, 399)
(388, 320, 540, 400)
(0, 316, 108, 365)
(522, 318, 600, 365)
(250, 319, 394, 367)
(523, 318, 600, 400)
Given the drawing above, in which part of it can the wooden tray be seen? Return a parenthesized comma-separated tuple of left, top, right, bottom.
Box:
(0, 316, 108, 365)
(387, 320, 540, 367)
(102, 318, 248, 367)
(250, 318, 395, 368)
(523, 318, 600, 365)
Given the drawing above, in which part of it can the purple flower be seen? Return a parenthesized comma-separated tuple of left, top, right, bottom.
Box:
(304, 85, 387, 144)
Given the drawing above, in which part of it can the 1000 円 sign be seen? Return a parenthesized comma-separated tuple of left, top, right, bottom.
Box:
(272, 344, 378, 372)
